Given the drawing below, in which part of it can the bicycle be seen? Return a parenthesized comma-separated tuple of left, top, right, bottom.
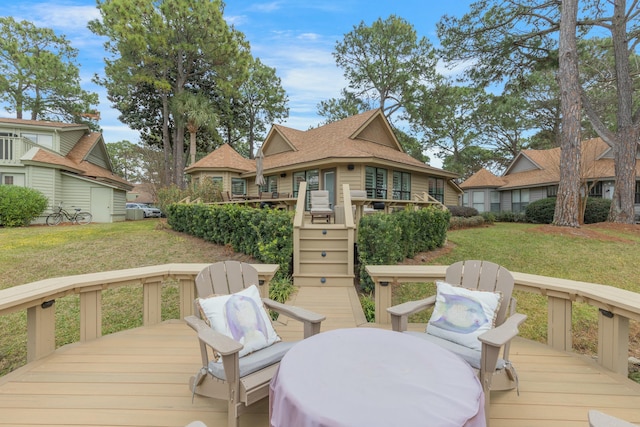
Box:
(46, 202, 93, 226)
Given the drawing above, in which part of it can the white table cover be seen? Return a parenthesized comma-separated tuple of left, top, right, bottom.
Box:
(269, 328, 486, 427)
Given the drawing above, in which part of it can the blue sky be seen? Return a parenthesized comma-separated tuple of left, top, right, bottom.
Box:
(0, 0, 474, 161)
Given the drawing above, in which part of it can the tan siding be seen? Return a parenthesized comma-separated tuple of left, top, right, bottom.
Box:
(336, 166, 363, 200)
(264, 134, 292, 155)
(355, 116, 396, 149)
(411, 173, 429, 196)
(444, 181, 459, 206)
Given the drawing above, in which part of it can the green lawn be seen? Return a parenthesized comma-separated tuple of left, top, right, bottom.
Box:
(1, 220, 638, 377)
(393, 222, 640, 361)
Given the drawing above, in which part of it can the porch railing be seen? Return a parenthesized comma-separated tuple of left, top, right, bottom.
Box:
(366, 265, 640, 376)
(0, 263, 278, 364)
(0, 136, 38, 165)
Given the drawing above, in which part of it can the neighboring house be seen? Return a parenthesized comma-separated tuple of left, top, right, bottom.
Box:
(127, 183, 157, 205)
(460, 138, 640, 216)
(185, 109, 461, 208)
(0, 118, 134, 223)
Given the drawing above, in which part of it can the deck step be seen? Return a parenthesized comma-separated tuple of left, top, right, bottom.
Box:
(293, 274, 354, 287)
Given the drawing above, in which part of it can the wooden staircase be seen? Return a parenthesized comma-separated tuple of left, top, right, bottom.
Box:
(294, 224, 354, 286)
(292, 182, 356, 287)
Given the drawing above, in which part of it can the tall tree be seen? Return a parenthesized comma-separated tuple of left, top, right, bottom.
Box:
(238, 57, 289, 158)
(554, 0, 582, 227)
(438, 0, 640, 224)
(406, 81, 486, 174)
(333, 15, 438, 118)
(0, 17, 98, 124)
(171, 92, 216, 166)
(90, 0, 250, 188)
(316, 89, 372, 126)
(106, 140, 145, 182)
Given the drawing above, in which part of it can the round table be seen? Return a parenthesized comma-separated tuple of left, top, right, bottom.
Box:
(269, 328, 486, 427)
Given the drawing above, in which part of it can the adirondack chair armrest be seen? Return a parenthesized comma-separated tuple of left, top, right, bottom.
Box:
(185, 315, 209, 332)
(197, 322, 244, 356)
(387, 296, 436, 332)
(478, 313, 527, 348)
(263, 298, 326, 338)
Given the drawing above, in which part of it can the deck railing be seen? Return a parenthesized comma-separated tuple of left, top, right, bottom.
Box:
(0, 136, 38, 165)
(0, 263, 278, 364)
(366, 265, 640, 376)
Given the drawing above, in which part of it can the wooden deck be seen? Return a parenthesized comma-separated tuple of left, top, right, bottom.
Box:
(1, 286, 640, 427)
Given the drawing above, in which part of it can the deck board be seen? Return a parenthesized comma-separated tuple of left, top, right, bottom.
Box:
(2, 287, 640, 427)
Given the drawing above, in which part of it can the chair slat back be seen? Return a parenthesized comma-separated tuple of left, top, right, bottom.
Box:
(195, 261, 260, 298)
(444, 260, 514, 326)
(310, 190, 330, 209)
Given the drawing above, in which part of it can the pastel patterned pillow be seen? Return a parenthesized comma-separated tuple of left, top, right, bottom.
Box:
(197, 285, 281, 357)
(426, 281, 502, 351)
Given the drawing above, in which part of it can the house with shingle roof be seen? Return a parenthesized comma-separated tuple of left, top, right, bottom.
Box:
(460, 138, 640, 215)
(0, 118, 134, 223)
(186, 109, 461, 208)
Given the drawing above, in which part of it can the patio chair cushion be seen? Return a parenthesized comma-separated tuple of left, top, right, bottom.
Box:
(207, 341, 297, 380)
(426, 281, 502, 352)
(404, 331, 506, 371)
(197, 285, 281, 357)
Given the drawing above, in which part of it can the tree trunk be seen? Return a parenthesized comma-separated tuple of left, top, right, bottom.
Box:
(161, 92, 172, 187)
(608, 0, 638, 223)
(553, 0, 581, 227)
(609, 127, 638, 222)
(189, 130, 196, 166)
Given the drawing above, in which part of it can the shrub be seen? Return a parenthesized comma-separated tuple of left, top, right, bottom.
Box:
(447, 205, 479, 217)
(525, 197, 557, 224)
(584, 197, 611, 224)
(359, 293, 375, 323)
(357, 207, 450, 292)
(449, 215, 485, 230)
(165, 202, 294, 279)
(0, 186, 48, 227)
(481, 212, 495, 224)
(156, 180, 222, 213)
(494, 211, 527, 223)
(524, 196, 611, 224)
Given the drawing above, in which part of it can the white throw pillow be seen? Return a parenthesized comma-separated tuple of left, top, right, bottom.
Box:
(197, 285, 280, 357)
(426, 281, 502, 351)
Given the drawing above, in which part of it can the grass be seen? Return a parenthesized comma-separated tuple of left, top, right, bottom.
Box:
(1, 220, 639, 377)
(390, 222, 640, 366)
(0, 220, 257, 375)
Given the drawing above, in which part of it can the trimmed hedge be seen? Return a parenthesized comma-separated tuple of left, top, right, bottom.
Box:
(0, 186, 48, 227)
(357, 207, 450, 292)
(525, 197, 612, 224)
(166, 203, 294, 279)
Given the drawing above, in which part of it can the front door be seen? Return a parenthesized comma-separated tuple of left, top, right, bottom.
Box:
(323, 170, 336, 207)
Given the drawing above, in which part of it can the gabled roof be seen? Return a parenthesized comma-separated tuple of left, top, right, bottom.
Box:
(459, 168, 505, 189)
(184, 110, 458, 180)
(461, 138, 632, 191)
(2, 118, 133, 191)
(185, 143, 256, 173)
(258, 109, 453, 176)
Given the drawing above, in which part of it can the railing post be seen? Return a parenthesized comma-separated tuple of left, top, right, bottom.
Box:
(178, 277, 196, 319)
(597, 309, 629, 376)
(80, 288, 102, 341)
(27, 301, 56, 362)
(143, 280, 163, 325)
(375, 279, 392, 324)
(547, 295, 572, 352)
